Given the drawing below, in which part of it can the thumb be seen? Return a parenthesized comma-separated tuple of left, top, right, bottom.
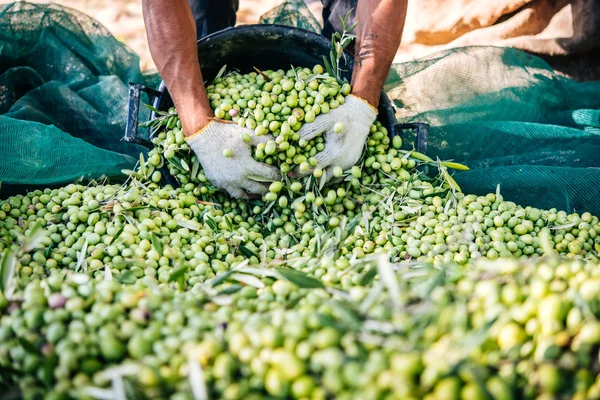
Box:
(297, 115, 330, 141)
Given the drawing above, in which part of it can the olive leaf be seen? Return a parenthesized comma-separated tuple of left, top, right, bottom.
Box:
(75, 240, 89, 273)
(224, 215, 233, 231)
(442, 161, 470, 171)
(319, 170, 327, 191)
(376, 255, 401, 309)
(0, 249, 17, 296)
(327, 299, 362, 330)
(410, 151, 434, 163)
(231, 273, 265, 288)
(168, 265, 188, 283)
(188, 355, 209, 400)
(150, 233, 163, 256)
(176, 219, 200, 231)
(275, 267, 325, 289)
(109, 225, 125, 245)
(213, 64, 228, 82)
(204, 215, 218, 233)
(247, 175, 277, 183)
(139, 153, 147, 178)
(359, 267, 378, 286)
(22, 222, 47, 253)
(238, 245, 258, 259)
(104, 265, 113, 282)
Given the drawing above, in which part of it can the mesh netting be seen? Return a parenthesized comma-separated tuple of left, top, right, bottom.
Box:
(1, 2, 598, 216)
(0, 2, 158, 188)
(259, 0, 321, 33)
(386, 46, 600, 214)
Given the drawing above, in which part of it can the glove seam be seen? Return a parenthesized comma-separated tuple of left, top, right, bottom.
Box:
(349, 94, 379, 114)
(185, 120, 215, 141)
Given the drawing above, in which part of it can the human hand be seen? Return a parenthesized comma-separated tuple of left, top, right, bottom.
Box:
(296, 95, 377, 177)
(186, 121, 280, 198)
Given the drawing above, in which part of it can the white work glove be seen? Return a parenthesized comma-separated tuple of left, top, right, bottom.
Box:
(297, 95, 378, 177)
(186, 121, 280, 198)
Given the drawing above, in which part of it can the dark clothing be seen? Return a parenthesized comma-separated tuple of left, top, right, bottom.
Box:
(187, 0, 357, 39)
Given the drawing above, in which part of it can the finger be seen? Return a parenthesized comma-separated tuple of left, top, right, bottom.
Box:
(314, 145, 336, 168)
(226, 186, 249, 200)
(242, 179, 269, 196)
(250, 133, 275, 146)
(248, 161, 281, 181)
(296, 116, 330, 141)
(324, 166, 344, 185)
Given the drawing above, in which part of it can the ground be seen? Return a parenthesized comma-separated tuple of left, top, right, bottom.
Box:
(25, 0, 324, 72)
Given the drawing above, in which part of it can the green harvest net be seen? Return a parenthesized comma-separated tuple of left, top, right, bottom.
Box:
(1, 1, 599, 215)
(0, 2, 157, 192)
(266, 0, 600, 215)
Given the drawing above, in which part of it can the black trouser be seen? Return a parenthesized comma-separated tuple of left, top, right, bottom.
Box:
(188, 0, 357, 39)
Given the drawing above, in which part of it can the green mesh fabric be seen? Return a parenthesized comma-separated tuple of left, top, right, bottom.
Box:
(386, 47, 600, 215)
(0, 2, 158, 188)
(259, 0, 321, 33)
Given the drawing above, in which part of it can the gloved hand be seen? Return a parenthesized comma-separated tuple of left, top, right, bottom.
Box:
(296, 95, 377, 177)
(186, 121, 280, 198)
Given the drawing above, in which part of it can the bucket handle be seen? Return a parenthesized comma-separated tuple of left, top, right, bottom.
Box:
(124, 82, 163, 148)
(394, 123, 429, 154)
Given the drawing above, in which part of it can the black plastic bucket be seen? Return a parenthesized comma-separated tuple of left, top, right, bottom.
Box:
(125, 24, 428, 156)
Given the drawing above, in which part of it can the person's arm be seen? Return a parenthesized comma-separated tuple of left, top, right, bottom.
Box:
(351, 0, 408, 107)
(142, 0, 212, 136)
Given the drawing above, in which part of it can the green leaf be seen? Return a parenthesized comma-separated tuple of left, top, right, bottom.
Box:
(115, 270, 137, 284)
(238, 245, 258, 259)
(210, 269, 236, 287)
(180, 159, 190, 172)
(150, 233, 163, 256)
(319, 170, 327, 191)
(22, 223, 46, 253)
(191, 158, 200, 180)
(231, 272, 265, 288)
(247, 175, 277, 183)
(176, 219, 200, 231)
(168, 265, 188, 283)
(442, 161, 470, 171)
(410, 151, 434, 163)
(204, 215, 219, 233)
(188, 355, 209, 400)
(75, 240, 89, 272)
(214, 64, 228, 81)
(275, 267, 325, 289)
(327, 299, 362, 330)
(0, 250, 17, 294)
(139, 153, 147, 178)
(109, 225, 125, 245)
(44, 241, 55, 259)
(359, 267, 378, 286)
(225, 216, 233, 231)
(41, 353, 58, 388)
(17, 336, 39, 354)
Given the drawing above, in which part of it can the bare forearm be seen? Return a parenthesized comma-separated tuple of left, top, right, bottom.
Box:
(142, 0, 213, 136)
(351, 0, 407, 106)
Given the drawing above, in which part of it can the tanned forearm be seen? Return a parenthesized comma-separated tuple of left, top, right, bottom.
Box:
(351, 0, 408, 107)
(142, 0, 213, 136)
